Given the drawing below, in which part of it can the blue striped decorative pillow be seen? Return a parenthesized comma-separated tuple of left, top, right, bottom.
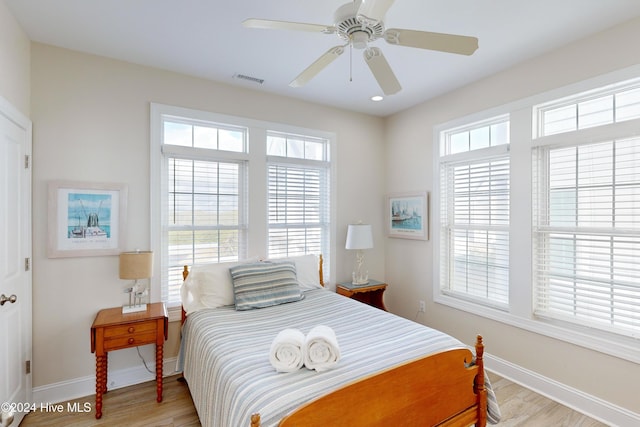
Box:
(229, 261, 303, 310)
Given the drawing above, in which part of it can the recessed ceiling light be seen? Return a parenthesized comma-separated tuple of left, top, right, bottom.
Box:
(371, 95, 384, 102)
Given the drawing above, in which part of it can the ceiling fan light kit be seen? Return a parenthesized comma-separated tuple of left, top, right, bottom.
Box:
(242, 0, 478, 96)
(350, 31, 370, 50)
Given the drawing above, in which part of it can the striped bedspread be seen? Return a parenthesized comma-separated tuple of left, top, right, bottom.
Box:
(179, 288, 500, 427)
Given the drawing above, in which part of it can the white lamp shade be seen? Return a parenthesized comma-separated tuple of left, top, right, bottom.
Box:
(345, 224, 373, 250)
(119, 251, 153, 280)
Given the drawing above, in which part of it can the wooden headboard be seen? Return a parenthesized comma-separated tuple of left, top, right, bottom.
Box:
(180, 254, 324, 324)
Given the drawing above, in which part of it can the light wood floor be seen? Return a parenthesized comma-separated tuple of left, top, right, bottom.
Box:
(486, 373, 606, 427)
(20, 376, 200, 427)
(20, 373, 606, 426)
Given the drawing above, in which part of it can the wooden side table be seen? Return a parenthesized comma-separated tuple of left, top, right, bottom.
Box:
(90, 302, 168, 419)
(336, 280, 388, 311)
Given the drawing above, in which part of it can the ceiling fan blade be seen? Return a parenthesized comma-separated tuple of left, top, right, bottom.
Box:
(384, 28, 479, 55)
(357, 0, 396, 25)
(363, 47, 401, 95)
(242, 18, 334, 34)
(289, 46, 346, 88)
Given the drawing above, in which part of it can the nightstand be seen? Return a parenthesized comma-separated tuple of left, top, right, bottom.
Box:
(90, 302, 168, 419)
(336, 280, 388, 311)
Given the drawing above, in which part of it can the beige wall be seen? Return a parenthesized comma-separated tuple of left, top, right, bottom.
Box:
(30, 43, 386, 388)
(0, 0, 30, 114)
(6, 0, 637, 417)
(384, 17, 640, 413)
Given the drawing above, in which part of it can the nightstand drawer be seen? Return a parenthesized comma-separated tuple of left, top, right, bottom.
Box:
(103, 331, 158, 350)
(103, 321, 157, 338)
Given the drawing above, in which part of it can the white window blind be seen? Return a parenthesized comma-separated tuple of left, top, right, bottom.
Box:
(439, 117, 510, 307)
(267, 132, 330, 262)
(440, 155, 510, 306)
(533, 138, 640, 337)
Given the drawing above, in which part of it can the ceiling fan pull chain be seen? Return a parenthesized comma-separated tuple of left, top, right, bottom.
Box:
(349, 41, 353, 82)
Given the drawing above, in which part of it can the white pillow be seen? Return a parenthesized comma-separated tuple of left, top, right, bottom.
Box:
(278, 254, 323, 290)
(181, 258, 259, 315)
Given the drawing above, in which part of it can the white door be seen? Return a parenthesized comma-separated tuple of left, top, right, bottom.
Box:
(0, 98, 32, 427)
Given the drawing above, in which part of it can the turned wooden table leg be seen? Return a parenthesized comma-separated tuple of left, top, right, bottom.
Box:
(95, 354, 106, 419)
(103, 353, 108, 393)
(156, 343, 164, 402)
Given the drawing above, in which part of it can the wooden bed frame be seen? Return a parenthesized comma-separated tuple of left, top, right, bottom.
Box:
(180, 255, 487, 427)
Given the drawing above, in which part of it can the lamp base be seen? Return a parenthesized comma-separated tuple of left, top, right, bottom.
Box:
(122, 303, 147, 314)
(351, 270, 370, 286)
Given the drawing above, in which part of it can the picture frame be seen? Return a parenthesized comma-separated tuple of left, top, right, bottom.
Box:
(386, 192, 429, 240)
(47, 181, 128, 258)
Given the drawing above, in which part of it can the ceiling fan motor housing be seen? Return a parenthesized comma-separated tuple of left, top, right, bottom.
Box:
(334, 2, 384, 48)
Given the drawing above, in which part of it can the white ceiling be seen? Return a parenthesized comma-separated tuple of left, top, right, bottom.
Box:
(7, 0, 640, 116)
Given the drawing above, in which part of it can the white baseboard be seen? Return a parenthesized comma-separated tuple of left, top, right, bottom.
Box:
(485, 354, 640, 427)
(32, 357, 178, 405)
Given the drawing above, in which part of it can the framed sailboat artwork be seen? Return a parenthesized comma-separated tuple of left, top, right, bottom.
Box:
(386, 192, 428, 240)
(47, 181, 128, 258)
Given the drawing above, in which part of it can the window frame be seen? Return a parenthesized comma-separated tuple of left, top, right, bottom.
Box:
(433, 65, 640, 364)
(532, 138, 640, 341)
(438, 116, 511, 310)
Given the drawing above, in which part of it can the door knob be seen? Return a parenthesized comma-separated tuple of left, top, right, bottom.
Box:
(0, 294, 17, 306)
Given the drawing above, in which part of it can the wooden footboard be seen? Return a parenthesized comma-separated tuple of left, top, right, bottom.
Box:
(251, 335, 486, 427)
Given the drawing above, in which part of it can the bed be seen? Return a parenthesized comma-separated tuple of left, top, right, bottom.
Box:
(178, 255, 500, 427)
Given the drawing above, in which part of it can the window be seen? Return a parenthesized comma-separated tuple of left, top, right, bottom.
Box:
(533, 133, 640, 339)
(538, 82, 640, 137)
(151, 104, 335, 310)
(159, 117, 248, 304)
(439, 117, 510, 308)
(435, 71, 640, 363)
(267, 132, 330, 259)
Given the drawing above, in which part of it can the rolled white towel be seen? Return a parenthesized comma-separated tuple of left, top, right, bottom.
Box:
(269, 328, 306, 373)
(303, 325, 340, 372)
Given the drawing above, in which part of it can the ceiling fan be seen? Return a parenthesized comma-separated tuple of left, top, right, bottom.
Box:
(242, 0, 479, 96)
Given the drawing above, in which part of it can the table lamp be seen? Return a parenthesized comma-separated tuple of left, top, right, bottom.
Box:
(345, 223, 373, 285)
(119, 250, 153, 313)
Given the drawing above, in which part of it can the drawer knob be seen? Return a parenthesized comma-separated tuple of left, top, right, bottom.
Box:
(128, 338, 134, 344)
(128, 327, 135, 333)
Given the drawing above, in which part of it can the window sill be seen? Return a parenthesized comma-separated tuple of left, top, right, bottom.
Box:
(434, 293, 639, 364)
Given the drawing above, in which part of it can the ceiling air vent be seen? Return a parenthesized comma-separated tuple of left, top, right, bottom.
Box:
(233, 73, 265, 85)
